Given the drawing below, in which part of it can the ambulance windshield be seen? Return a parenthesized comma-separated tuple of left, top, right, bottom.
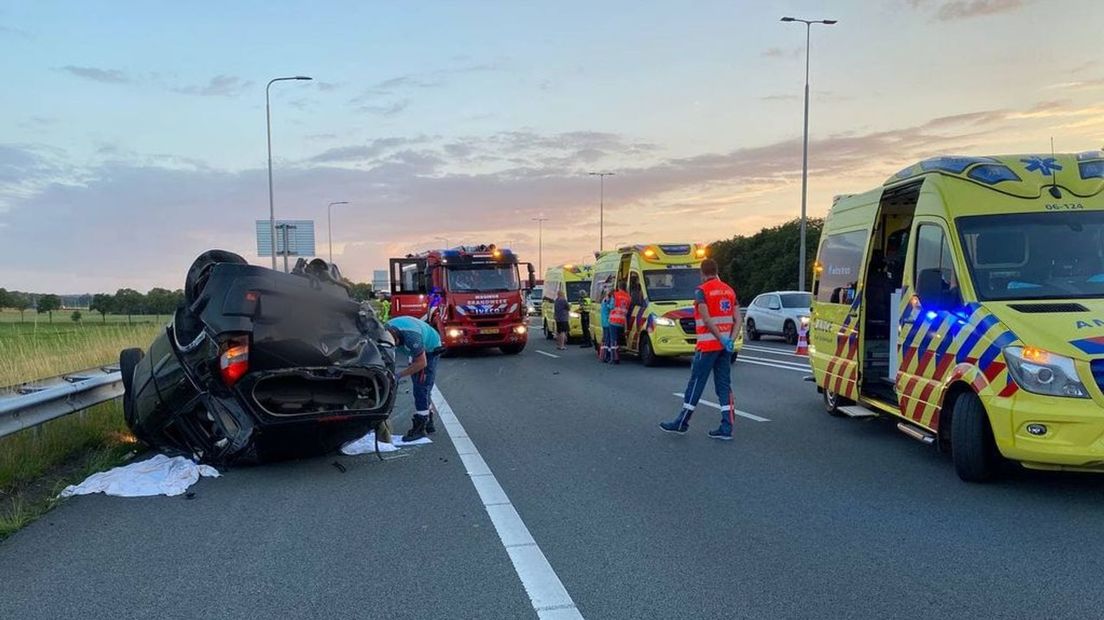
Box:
(565, 281, 591, 301)
(958, 211, 1104, 301)
(643, 269, 700, 302)
(447, 266, 520, 292)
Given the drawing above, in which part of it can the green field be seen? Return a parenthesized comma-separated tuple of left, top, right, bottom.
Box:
(0, 314, 163, 538)
(0, 308, 167, 325)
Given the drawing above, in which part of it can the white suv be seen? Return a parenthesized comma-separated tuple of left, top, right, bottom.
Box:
(744, 291, 811, 345)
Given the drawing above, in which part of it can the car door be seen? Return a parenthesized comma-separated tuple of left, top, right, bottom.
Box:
(764, 294, 783, 334)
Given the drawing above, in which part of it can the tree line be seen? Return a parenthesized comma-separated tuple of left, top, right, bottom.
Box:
(0, 287, 185, 323)
(708, 217, 824, 304)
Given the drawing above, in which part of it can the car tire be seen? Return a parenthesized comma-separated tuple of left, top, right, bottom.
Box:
(783, 320, 797, 345)
(823, 386, 850, 417)
(640, 334, 658, 367)
(747, 319, 760, 341)
(184, 249, 247, 307)
(951, 392, 1000, 482)
(119, 347, 144, 426)
(500, 343, 525, 355)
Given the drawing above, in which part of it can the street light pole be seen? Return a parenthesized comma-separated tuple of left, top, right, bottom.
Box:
(531, 217, 548, 275)
(588, 172, 614, 252)
(326, 201, 349, 263)
(266, 75, 312, 270)
(435, 236, 449, 249)
(780, 17, 836, 291)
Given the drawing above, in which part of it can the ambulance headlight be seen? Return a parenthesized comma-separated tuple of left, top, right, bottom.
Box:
(653, 317, 676, 327)
(1004, 346, 1089, 398)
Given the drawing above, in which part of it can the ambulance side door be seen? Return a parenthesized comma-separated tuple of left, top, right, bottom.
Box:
(811, 229, 868, 402)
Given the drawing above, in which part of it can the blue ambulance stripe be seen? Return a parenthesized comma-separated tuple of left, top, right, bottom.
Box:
(977, 330, 1016, 370)
(934, 316, 967, 360)
(901, 313, 928, 352)
(913, 313, 949, 358)
(957, 312, 1000, 363)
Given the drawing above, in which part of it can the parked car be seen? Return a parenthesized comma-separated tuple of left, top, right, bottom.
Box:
(744, 291, 811, 345)
(120, 250, 397, 464)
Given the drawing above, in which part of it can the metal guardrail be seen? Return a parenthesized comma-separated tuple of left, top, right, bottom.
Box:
(0, 366, 124, 439)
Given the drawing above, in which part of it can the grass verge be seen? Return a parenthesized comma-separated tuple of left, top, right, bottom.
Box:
(0, 322, 161, 540)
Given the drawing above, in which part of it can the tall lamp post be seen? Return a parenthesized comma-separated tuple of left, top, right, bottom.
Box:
(326, 201, 349, 263)
(588, 172, 614, 252)
(436, 236, 449, 249)
(266, 75, 313, 270)
(780, 16, 835, 291)
(531, 216, 548, 275)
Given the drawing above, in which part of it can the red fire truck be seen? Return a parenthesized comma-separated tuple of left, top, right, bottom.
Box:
(388, 244, 535, 354)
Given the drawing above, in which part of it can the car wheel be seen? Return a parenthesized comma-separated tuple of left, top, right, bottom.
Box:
(823, 386, 850, 417)
(747, 319, 761, 341)
(951, 392, 1000, 482)
(119, 347, 144, 426)
(500, 343, 525, 355)
(640, 334, 658, 367)
(783, 320, 797, 345)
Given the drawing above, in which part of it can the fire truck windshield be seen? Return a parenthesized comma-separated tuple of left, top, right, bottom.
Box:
(447, 266, 520, 292)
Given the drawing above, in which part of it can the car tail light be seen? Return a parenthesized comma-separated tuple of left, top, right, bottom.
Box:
(219, 337, 250, 387)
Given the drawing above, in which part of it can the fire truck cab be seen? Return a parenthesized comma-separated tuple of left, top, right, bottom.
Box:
(389, 244, 535, 355)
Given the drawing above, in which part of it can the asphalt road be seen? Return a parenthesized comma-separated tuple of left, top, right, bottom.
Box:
(3, 325, 1104, 619)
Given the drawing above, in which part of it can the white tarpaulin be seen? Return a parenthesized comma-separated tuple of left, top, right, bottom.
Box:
(340, 431, 432, 456)
(59, 454, 220, 498)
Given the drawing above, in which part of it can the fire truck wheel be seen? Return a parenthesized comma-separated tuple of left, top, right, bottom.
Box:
(500, 343, 525, 355)
(951, 392, 1000, 482)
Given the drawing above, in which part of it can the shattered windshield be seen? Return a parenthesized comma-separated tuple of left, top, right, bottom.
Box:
(958, 211, 1104, 301)
(447, 266, 520, 292)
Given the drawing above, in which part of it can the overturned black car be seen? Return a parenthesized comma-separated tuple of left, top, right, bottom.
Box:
(120, 250, 397, 464)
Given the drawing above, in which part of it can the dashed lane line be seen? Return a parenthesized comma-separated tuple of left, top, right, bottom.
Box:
(535, 350, 561, 359)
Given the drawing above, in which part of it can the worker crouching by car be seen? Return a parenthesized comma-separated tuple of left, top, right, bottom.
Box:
(385, 316, 445, 441)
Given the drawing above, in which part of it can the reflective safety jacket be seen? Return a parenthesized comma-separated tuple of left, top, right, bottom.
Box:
(694, 277, 737, 352)
(610, 290, 631, 326)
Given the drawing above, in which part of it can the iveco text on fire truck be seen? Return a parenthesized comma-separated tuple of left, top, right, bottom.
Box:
(389, 244, 535, 354)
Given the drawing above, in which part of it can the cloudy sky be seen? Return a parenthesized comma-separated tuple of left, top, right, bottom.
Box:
(2, 0, 1103, 293)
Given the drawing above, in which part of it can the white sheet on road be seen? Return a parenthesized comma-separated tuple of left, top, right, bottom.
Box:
(340, 431, 432, 455)
(59, 454, 220, 498)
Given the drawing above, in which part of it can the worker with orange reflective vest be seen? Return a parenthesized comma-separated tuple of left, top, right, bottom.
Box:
(660, 258, 739, 440)
(606, 283, 631, 364)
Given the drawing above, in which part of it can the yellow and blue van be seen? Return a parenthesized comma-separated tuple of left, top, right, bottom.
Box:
(810, 151, 1104, 481)
(589, 243, 744, 366)
(541, 264, 593, 339)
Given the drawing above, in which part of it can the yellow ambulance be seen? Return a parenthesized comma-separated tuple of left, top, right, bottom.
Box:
(589, 243, 743, 366)
(810, 151, 1104, 481)
(541, 264, 593, 340)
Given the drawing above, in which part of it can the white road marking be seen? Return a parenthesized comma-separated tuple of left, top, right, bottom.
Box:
(672, 393, 770, 422)
(736, 356, 809, 373)
(742, 344, 806, 358)
(535, 350, 560, 359)
(432, 386, 583, 619)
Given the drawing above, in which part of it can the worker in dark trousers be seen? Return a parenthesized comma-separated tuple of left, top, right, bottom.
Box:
(578, 293, 593, 348)
(385, 315, 444, 441)
(660, 259, 739, 440)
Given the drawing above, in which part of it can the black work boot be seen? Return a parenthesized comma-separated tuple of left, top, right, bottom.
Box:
(426, 408, 437, 434)
(403, 414, 428, 442)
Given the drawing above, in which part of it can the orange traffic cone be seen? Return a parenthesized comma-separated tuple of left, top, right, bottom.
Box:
(795, 326, 809, 356)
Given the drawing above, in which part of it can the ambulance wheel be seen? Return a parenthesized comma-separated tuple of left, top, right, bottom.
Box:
(543, 320, 553, 340)
(746, 319, 760, 341)
(640, 334, 658, 367)
(951, 392, 999, 482)
(783, 320, 797, 345)
(823, 387, 850, 417)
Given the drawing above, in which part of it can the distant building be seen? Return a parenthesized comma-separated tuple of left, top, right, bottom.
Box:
(372, 269, 388, 292)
